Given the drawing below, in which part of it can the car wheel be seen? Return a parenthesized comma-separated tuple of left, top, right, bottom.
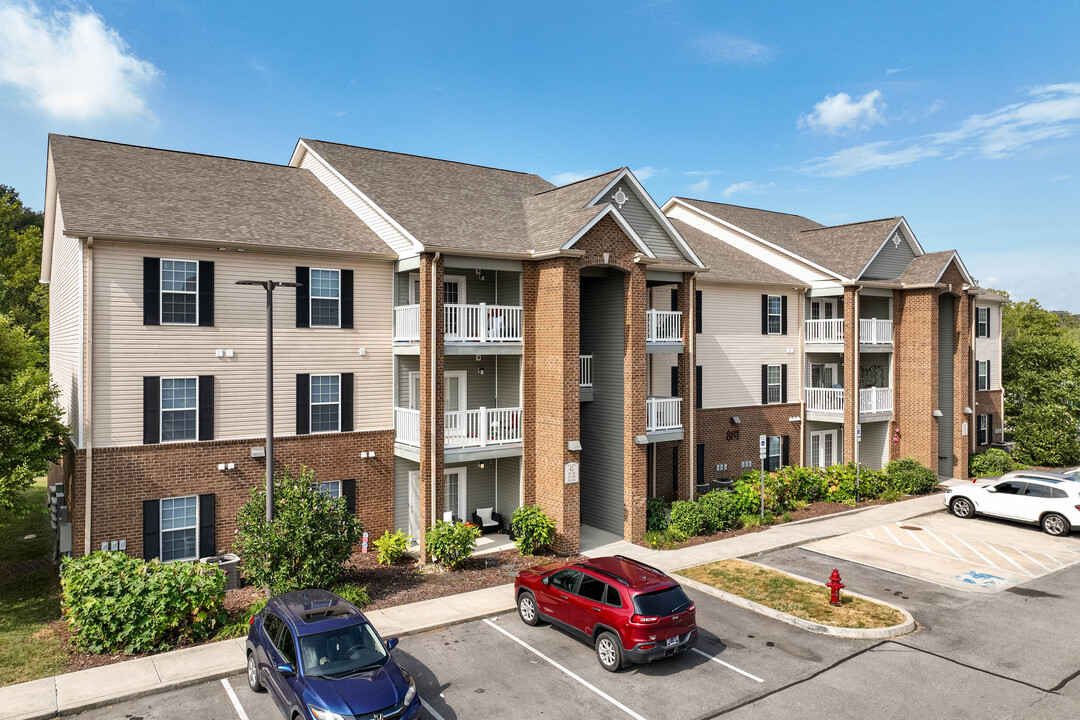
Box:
(595, 631, 624, 673)
(1042, 513, 1070, 536)
(950, 497, 974, 519)
(517, 591, 541, 626)
(247, 651, 264, 693)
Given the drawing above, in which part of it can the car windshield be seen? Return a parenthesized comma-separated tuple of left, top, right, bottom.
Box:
(632, 586, 692, 617)
(299, 622, 389, 679)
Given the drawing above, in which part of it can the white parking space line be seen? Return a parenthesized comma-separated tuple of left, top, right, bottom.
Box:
(221, 678, 251, 720)
(690, 647, 764, 683)
(982, 541, 1035, 576)
(921, 528, 965, 561)
(1040, 552, 1065, 568)
(899, 524, 933, 554)
(1012, 545, 1051, 571)
(421, 697, 448, 720)
(482, 619, 649, 720)
(881, 524, 904, 547)
(951, 533, 1001, 569)
(864, 527, 876, 540)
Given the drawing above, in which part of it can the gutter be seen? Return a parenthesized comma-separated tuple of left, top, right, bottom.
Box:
(60, 231, 399, 262)
(430, 252, 441, 528)
(83, 237, 94, 556)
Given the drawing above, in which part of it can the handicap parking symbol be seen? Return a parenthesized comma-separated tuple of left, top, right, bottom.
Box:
(954, 571, 1014, 588)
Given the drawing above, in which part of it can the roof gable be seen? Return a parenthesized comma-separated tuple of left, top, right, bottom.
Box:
(856, 218, 924, 280)
(668, 218, 805, 286)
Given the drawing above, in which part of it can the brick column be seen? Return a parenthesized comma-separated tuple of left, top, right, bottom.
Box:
(948, 277, 974, 478)
(891, 288, 938, 468)
(842, 286, 859, 463)
(623, 265, 649, 541)
(417, 252, 444, 561)
(675, 274, 695, 500)
(523, 258, 581, 553)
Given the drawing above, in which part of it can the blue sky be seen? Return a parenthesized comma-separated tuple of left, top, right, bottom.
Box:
(2, 1, 1078, 309)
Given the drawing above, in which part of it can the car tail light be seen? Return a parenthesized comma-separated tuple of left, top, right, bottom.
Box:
(639, 643, 656, 650)
(630, 614, 659, 625)
(250, 615, 256, 626)
(687, 603, 696, 613)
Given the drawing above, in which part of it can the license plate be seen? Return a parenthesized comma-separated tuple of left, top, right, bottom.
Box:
(665, 634, 680, 647)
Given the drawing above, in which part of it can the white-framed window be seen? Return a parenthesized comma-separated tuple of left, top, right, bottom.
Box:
(444, 466, 467, 521)
(311, 480, 341, 498)
(977, 414, 989, 445)
(161, 377, 198, 442)
(809, 429, 838, 468)
(767, 364, 782, 403)
(161, 259, 198, 325)
(767, 295, 782, 334)
(407, 273, 467, 305)
(976, 307, 989, 338)
(977, 361, 989, 391)
(161, 495, 198, 562)
(767, 436, 782, 471)
(310, 374, 341, 433)
(310, 269, 341, 328)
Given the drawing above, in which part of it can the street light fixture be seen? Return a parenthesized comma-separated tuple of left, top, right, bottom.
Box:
(236, 280, 301, 527)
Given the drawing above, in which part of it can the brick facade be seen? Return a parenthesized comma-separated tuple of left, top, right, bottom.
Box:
(891, 287, 939, 470)
(417, 252, 445, 561)
(690, 404, 802, 486)
(54, 430, 394, 559)
(842, 285, 860, 462)
(974, 389, 1005, 449)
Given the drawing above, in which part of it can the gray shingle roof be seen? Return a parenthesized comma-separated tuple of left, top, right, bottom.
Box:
(523, 170, 620, 254)
(899, 251, 956, 284)
(49, 135, 393, 255)
(301, 139, 555, 254)
(668, 219, 803, 286)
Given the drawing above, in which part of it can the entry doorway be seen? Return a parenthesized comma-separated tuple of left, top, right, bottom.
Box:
(810, 298, 839, 320)
(444, 467, 467, 521)
(408, 470, 422, 544)
(809, 429, 839, 467)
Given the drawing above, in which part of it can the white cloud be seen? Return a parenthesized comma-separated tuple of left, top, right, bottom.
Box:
(886, 68, 905, 75)
(549, 171, 591, 186)
(694, 32, 772, 64)
(722, 180, 774, 198)
(684, 169, 726, 177)
(800, 90, 886, 135)
(793, 83, 1080, 176)
(689, 178, 709, 193)
(632, 166, 658, 180)
(0, 2, 159, 121)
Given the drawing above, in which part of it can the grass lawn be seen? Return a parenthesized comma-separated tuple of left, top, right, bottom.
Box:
(0, 480, 68, 686)
(681, 559, 906, 629)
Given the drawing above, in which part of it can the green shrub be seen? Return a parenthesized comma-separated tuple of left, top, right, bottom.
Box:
(819, 463, 886, 503)
(511, 505, 556, 556)
(969, 448, 1023, 477)
(646, 497, 669, 532)
(374, 529, 411, 565)
(425, 520, 481, 568)
(698, 490, 742, 532)
(769, 465, 822, 508)
(669, 500, 705, 537)
(329, 582, 371, 608)
(732, 475, 777, 514)
(738, 512, 775, 529)
(217, 597, 268, 640)
(234, 466, 363, 595)
(884, 457, 939, 495)
(644, 526, 686, 549)
(61, 552, 226, 654)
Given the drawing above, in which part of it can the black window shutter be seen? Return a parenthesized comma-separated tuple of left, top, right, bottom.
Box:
(343, 479, 356, 515)
(670, 366, 678, 398)
(341, 269, 354, 329)
(987, 307, 992, 338)
(781, 296, 788, 335)
(295, 267, 309, 328)
(198, 376, 214, 441)
(696, 444, 705, 486)
(671, 447, 678, 494)
(198, 261, 214, 327)
(296, 374, 310, 435)
(341, 373, 354, 432)
(782, 436, 790, 468)
(781, 364, 788, 403)
(988, 415, 994, 445)
(696, 366, 702, 409)
(987, 360, 991, 390)
(198, 494, 216, 558)
(143, 376, 160, 444)
(761, 295, 768, 335)
(143, 499, 160, 560)
(670, 288, 678, 312)
(143, 258, 160, 325)
(761, 365, 768, 405)
(695, 290, 702, 334)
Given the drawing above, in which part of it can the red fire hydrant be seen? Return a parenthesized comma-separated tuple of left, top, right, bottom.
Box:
(826, 569, 845, 606)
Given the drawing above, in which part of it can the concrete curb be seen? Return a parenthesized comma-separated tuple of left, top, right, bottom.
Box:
(672, 563, 917, 640)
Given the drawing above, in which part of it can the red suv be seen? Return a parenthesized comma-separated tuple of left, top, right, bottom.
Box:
(514, 555, 697, 672)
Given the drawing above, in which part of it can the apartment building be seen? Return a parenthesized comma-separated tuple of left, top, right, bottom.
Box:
(43, 135, 1003, 560)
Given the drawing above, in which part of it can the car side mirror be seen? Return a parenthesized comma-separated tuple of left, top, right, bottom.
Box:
(987, 487, 997, 493)
(276, 663, 295, 675)
(385, 637, 399, 651)
(542, 576, 550, 586)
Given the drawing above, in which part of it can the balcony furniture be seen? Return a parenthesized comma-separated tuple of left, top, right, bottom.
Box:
(472, 507, 503, 535)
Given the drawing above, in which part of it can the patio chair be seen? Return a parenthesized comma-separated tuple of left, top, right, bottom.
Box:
(471, 507, 503, 534)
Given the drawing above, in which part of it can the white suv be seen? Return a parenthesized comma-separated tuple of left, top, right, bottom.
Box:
(944, 476, 1080, 536)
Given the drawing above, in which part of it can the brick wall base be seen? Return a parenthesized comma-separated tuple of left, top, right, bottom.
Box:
(974, 389, 1005, 451)
(683, 404, 802, 484)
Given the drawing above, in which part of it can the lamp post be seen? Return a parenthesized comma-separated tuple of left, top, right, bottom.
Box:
(236, 280, 301, 526)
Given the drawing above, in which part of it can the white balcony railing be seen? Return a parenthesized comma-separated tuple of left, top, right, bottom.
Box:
(646, 396, 682, 432)
(805, 387, 844, 413)
(580, 355, 593, 388)
(805, 319, 844, 344)
(444, 407, 523, 448)
(394, 305, 421, 342)
(859, 386, 893, 413)
(646, 309, 682, 343)
(859, 318, 893, 345)
(395, 407, 420, 445)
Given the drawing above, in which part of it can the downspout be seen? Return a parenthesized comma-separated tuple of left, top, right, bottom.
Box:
(430, 252, 441, 526)
(853, 287, 861, 469)
(83, 237, 94, 556)
(970, 292, 977, 458)
(688, 273, 697, 501)
(799, 287, 807, 466)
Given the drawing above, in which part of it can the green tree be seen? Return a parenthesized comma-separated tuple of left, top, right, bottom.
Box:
(0, 315, 67, 513)
(0, 186, 48, 350)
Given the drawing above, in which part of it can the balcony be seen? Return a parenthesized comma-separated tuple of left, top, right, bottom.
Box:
(394, 407, 523, 449)
(859, 386, 893, 414)
(646, 396, 682, 432)
(859, 319, 893, 345)
(393, 304, 523, 345)
(804, 318, 893, 346)
(646, 309, 682, 344)
(804, 386, 893, 417)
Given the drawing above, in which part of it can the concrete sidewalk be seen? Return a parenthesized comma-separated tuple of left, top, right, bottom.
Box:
(0, 491, 950, 720)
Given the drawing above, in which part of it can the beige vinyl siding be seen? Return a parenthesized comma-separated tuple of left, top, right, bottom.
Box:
(975, 302, 1001, 390)
(685, 282, 802, 409)
(666, 205, 834, 285)
(297, 149, 413, 257)
(90, 240, 394, 447)
(48, 198, 84, 447)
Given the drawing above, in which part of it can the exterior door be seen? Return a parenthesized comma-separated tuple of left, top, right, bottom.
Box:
(811, 299, 838, 320)
(443, 276, 466, 338)
(811, 363, 839, 388)
(408, 470, 421, 544)
(444, 371, 468, 444)
(809, 429, 838, 467)
(444, 467, 467, 521)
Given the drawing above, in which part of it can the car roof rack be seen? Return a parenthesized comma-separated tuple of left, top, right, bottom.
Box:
(574, 563, 631, 586)
(614, 555, 665, 576)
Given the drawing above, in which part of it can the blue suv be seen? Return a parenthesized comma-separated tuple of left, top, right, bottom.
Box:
(246, 589, 421, 720)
